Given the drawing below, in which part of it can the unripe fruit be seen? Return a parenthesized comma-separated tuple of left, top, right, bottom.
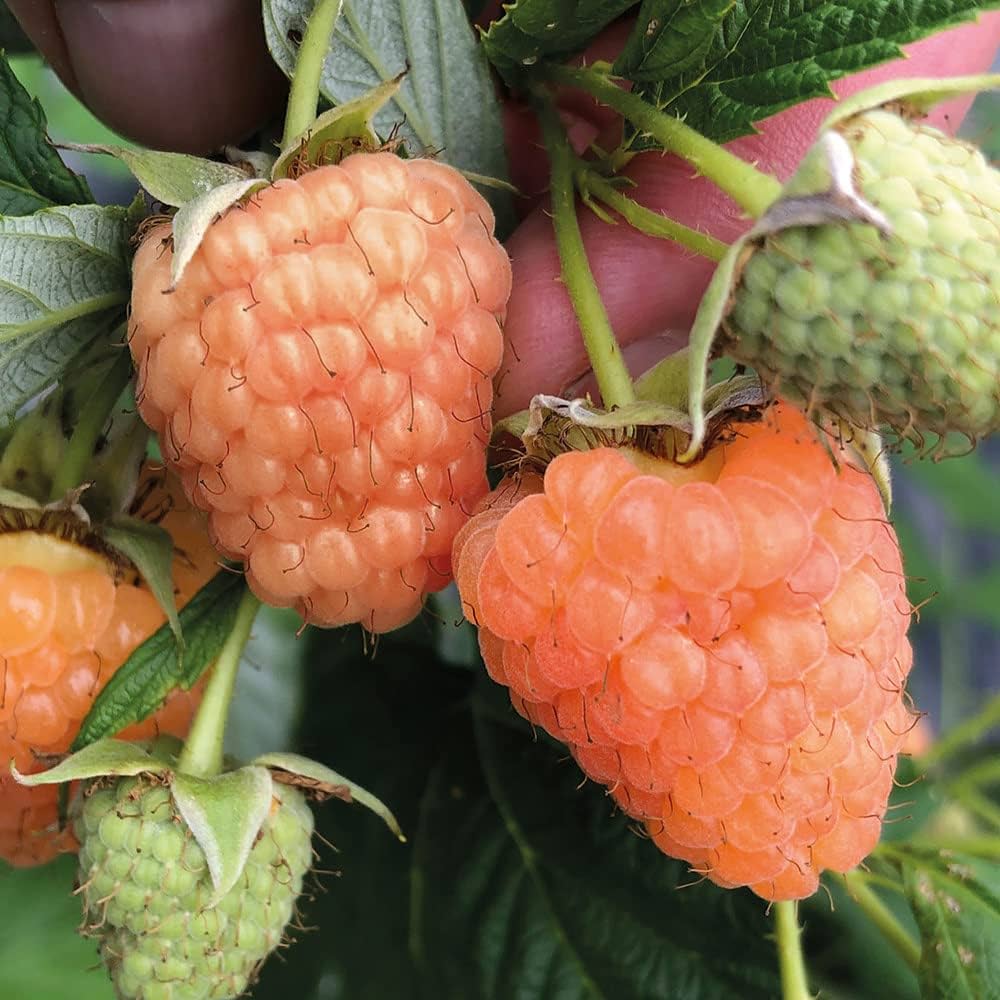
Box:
(0, 468, 217, 866)
(129, 154, 511, 632)
(75, 774, 313, 1000)
(724, 110, 1000, 450)
(454, 405, 914, 900)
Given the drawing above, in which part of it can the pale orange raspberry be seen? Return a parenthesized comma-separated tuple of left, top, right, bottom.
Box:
(453, 404, 915, 901)
(129, 154, 511, 633)
(0, 467, 218, 866)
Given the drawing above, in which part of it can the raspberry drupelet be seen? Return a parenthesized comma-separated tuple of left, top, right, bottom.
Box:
(453, 404, 915, 901)
(128, 153, 512, 633)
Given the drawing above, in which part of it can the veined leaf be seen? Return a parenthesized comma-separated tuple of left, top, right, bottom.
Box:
(622, 1, 1000, 144)
(73, 571, 245, 750)
(263, 0, 512, 227)
(482, 0, 636, 78)
(412, 699, 779, 999)
(0, 55, 91, 213)
(901, 849, 1000, 999)
(0, 307, 120, 424)
(0, 204, 130, 420)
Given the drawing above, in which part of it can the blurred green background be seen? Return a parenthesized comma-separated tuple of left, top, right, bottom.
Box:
(1, 42, 999, 1000)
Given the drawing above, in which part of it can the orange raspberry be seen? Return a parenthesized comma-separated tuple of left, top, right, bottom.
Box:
(0, 467, 218, 867)
(454, 404, 914, 901)
(129, 153, 511, 633)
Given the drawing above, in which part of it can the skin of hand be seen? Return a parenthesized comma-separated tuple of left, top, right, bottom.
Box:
(13, 3, 1000, 413)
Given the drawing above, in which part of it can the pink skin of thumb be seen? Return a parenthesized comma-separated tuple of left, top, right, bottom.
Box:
(495, 15, 1000, 416)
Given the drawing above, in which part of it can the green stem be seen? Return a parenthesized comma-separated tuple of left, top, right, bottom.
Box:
(281, 0, 342, 149)
(50, 349, 133, 501)
(839, 870, 921, 973)
(580, 169, 727, 261)
(544, 64, 782, 218)
(177, 588, 261, 779)
(909, 836, 1000, 860)
(920, 691, 1000, 768)
(773, 901, 813, 1000)
(534, 96, 635, 409)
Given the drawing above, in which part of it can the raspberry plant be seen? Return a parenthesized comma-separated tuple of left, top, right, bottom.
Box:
(2, 2, 1000, 999)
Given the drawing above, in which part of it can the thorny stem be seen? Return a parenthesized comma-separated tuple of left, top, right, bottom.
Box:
(773, 901, 814, 1000)
(281, 0, 342, 149)
(177, 588, 261, 779)
(50, 348, 133, 501)
(838, 870, 922, 972)
(579, 169, 728, 261)
(543, 64, 783, 219)
(919, 691, 1000, 768)
(535, 95, 636, 410)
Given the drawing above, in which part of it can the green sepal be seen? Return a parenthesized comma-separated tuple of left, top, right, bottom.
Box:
(63, 143, 251, 208)
(634, 348, 691, 408)
(823, 74, 1000, 132)
(11, 737, 173, 786)
(682, 236, 750, 461)
(170, 177, 269, 288)
(525, 393, 690, 433)
(0, 488, 42, 510)
(833, 420, 893, 514)
(171, 766, 275, 905)
(271, 76, 403, 180)
(102, 515, 182, 646)
(253, 750, 405, 842)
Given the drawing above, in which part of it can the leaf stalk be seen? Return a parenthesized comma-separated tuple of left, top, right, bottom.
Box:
(544, 64, 782, 218)
(534, 95, 635, 410)
(177, 588, 261, 779)
(281, 0, 343, 150)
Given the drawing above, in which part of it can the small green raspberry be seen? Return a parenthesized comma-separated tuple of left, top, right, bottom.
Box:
(74, 774, 314, 1000)
(723, 108, 1000, 453)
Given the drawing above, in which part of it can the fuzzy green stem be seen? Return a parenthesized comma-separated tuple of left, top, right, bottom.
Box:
(773, 901, 813, 1000)
(177, 588, 261, 779)
(544, 64, 782, 218)
(535, 97, 635, 409)
(281, 0, 342, 149)
(580, 170, 727, 260)
(839, 870, 921, 972)
(50, 349, 132, 501)
(920, 691, 1000, 769)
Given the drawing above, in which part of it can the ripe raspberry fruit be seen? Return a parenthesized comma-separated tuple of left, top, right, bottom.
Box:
(723, 108, 1000, 450)
(454, 404, 914, 901)
(0, 467, 217, 867)
(74, 772, 313, 1000)
(129, 153, 511, 633)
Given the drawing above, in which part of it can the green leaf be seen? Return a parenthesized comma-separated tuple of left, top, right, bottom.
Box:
(172, 767, 274, 903)
(250, 624, 472, 1000)
(66, 144, 250, 208)
(263, 0, 513, 227)
(0, 308, 120, 426)
(12, 737, 172, 786)
(0, 54, 91, 212)
(412, 700, 779, 999)
(73, 570, 246, 749)
(482, 0, 635, 79)
(615, 0, 735, 81)
(621, 1, 1000, 144)
(102, 515, 182, 645)
(0, 203, 130, 422)
(901, 849, 1000, 999)
(252, 750, 405, 840)
(0, 856, 114, 1000)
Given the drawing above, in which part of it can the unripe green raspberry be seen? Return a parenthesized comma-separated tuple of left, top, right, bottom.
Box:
(724, 108, 1000, 452)
(74, 774, 314, 1000)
